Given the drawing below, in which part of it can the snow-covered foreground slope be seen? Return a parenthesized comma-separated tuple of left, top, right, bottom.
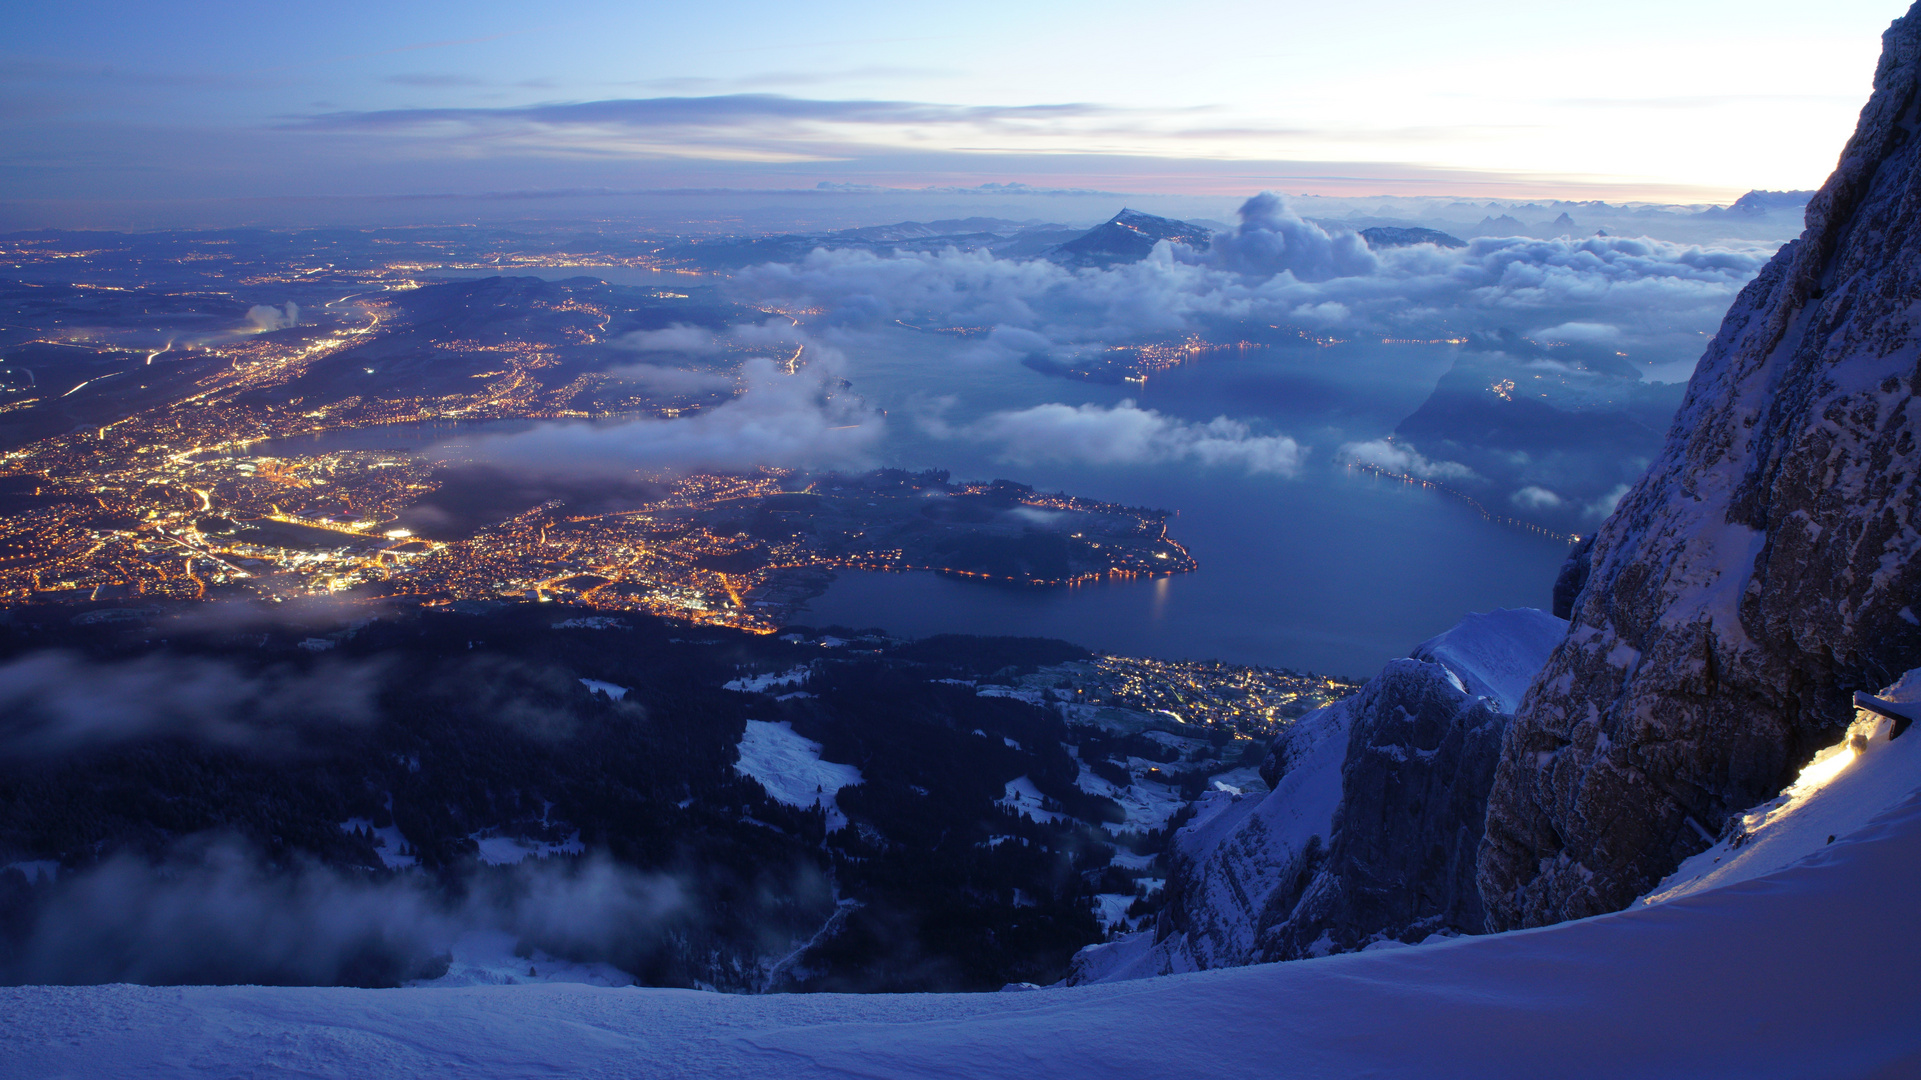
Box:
(8, 749, 1918, 1079)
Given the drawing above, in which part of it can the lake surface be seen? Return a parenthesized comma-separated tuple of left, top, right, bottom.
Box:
(793, 329, 1574, 677)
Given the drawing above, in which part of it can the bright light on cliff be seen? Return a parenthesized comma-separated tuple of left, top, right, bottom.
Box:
(1789, 744, 1856, 794)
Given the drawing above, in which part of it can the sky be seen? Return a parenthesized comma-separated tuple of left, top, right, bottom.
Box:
(0, 0, 1907, 222)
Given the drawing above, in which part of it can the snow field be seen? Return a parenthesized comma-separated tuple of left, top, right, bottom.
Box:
(997, 775, 1068, 823)
(1645, 668, 1921, 905)
(733, 720, 863, 832)
(1410, 607, 1568, 711)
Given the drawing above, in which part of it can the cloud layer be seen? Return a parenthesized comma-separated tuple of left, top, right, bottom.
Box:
(0, 651, 385, 755)
(6, 835, 685, 987)
(476, 351, 881, 477)
(734, 193, 1775, 371)
(1334, 439, 1478, 481)
(944, 399, 1306, 476)
(285, 94, 1124, 164)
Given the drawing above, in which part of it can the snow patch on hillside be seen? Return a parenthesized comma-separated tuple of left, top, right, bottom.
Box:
(340, 817, 417, 870)
(469, 832, 585, 867)
(724, 667, 812, 694)
(3, 860, 58, 884)
(577, 678, 629, 701)
(734, 721, 862, 831)
(1072, 763, 1183, 833)
(977, 685, 1046, 705)
(999, 776, 1068, 823)
(409, 930, 635, 989)
(1092, 893, 1138, 933)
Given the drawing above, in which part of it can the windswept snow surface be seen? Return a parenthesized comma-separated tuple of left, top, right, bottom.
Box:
(1410, 607, 1567, 712)
(733, 720, 862, 831)
(6, 787, 1919, 1077)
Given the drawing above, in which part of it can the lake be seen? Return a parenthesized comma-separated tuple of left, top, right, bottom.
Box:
(790, 328, 1576, 677)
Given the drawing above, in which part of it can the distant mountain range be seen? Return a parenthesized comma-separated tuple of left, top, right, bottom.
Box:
(666, 209, 1215, 270)
(1357, 226, 1465, 250)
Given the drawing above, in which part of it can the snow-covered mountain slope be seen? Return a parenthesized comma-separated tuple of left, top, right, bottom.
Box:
(7, 707, 1917, 1078)
(1479, 0, 1921, 930)
(1070, 610, 1563, 980)
(1410, 607, 1567, 712)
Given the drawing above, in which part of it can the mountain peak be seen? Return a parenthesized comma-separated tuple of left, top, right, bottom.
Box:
(1048, 209, 1211, 267)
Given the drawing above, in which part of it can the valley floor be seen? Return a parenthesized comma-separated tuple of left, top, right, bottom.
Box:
(7, 787, 1919, 1078)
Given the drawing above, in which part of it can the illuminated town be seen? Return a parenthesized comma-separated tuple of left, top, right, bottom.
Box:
(1044, 653, 1361, 740)
(0, 230, 1199, 628)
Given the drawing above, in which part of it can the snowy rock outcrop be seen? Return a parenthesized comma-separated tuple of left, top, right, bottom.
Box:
(1066, 696, 1355, 982)
(1263, 610, 1564, 958)
(1478, 3, 1921, 930)
(1070, 610, 1563, 981)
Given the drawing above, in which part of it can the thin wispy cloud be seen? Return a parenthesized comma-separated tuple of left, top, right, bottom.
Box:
(281, 94, 1136, 164)
(386, 73, 489, 88)
(288, 95, 1114, 132)
(635, 67, 960, 93)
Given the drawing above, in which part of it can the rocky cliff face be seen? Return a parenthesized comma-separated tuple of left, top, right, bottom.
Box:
(1066, 696, 1353, 982)
(1069, 610, 1563, 982)
(1258, 657, 1509, 958)
(1477, 4, 1921, 930)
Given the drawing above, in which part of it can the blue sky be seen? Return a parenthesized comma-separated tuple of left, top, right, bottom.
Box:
(1, 0, 1906, 213)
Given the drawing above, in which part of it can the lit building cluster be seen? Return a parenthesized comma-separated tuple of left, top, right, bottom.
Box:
(2, 229, 1207, 625)
(1043, 655, 1362, 740)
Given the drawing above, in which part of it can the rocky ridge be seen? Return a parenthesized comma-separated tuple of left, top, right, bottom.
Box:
(1069, 610, 1563, 981)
